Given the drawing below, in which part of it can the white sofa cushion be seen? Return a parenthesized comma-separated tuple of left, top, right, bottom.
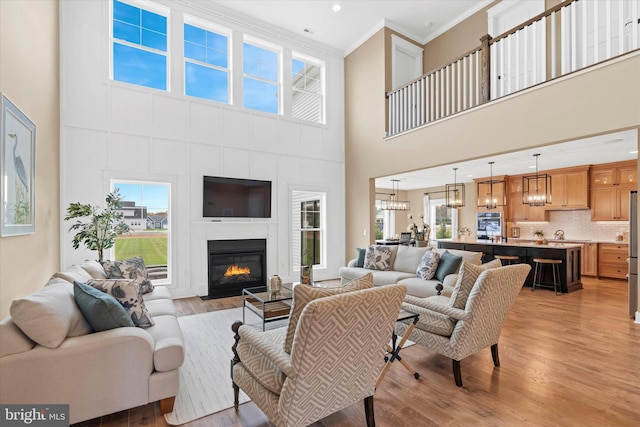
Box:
(142, 285, 172, 301)
(145, 315, 186, 372)
(79, 260, 108, 279)
(0, 317, 35, 357)
(396, 277, 442, 298)
(339, 267, 415, 286)
(10, 279, 92, 348)
(52, 265, 93, 285)
(393, 245, 430, 273)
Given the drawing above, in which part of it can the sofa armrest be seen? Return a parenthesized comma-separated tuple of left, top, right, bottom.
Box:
(403, 296, 470, 321)
(238, 325, 293, 377)
(347, 259, 357, 267)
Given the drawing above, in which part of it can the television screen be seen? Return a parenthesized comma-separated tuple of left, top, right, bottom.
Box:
(203, 176, 272, 218)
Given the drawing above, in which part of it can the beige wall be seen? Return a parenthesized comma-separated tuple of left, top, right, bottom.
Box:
(0, 1, 60, 317)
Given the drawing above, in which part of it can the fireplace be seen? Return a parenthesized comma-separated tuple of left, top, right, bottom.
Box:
(206, 239, 266, 299)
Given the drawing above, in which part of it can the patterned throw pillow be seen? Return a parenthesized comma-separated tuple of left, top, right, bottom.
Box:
(73, 281, 135, 332)
(448, 259, 503, 309)
(416, 250, 441, 280)
(86, 279, 155, 328)
(101, 257, 154, 294)
(283, 273, 374, 353)
(364, 245, 393, 271)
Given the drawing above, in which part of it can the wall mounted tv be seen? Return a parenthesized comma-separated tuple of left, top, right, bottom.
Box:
(203, 176, 272, 218)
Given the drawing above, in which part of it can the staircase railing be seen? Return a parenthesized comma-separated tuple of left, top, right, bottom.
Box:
(386, 0, 639, 137)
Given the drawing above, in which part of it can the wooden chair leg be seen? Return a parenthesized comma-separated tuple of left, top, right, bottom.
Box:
(159, 396, 175, 414)
(231, 321, 243, 411)
(364, 395, 375, 427)
(452, 359, 463, 387)
(491, 343, 500, 367)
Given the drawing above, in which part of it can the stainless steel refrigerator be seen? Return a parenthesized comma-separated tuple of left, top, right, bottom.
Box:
(630, 191, 638, 318)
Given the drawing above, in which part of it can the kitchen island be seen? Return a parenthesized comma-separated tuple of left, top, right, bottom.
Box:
(438, 239, 582, 293)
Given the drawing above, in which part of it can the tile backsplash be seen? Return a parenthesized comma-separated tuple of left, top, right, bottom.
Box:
(512, 210, 629, 241)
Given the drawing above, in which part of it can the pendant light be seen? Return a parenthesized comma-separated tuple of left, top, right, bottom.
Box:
(381, 179, 410, 211)
(522, 154, 552, 206)
(476, 161, 506, 209)
(446, 168, 465, 208)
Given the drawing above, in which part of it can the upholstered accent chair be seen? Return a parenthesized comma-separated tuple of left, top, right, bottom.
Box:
(396, 263, 530, 387)
(231, 284, 407, 427)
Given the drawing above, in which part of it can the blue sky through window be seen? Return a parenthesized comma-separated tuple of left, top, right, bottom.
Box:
(243, 42, 279, 113)
(184, 23, 229, 103)
(115, 183, 169, 213)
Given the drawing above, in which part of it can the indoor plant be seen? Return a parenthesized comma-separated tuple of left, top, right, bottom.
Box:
(64, 189, 130, 262)
(533, 229, 545, 244)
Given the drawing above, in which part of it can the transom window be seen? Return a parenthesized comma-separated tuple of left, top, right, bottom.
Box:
(292, 53, 324, 123)
(184, 19, 230, 103)
(111, 0, 168, 90)
(243, 38, 280, 114)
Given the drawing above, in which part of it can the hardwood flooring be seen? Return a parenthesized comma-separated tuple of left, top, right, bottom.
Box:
(73, 277, 640, 427)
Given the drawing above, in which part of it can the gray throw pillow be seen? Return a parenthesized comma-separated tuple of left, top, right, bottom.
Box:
(355, 247, 366, 268)
(364, 245, 393, 271)
(434, 250, 463, 282)
(416, 250, 440, 280)
(73, 281, 134, 332)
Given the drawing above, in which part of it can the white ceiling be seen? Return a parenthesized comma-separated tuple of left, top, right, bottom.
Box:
(376, 129, 639, 190)
(212, 0, 492, 55)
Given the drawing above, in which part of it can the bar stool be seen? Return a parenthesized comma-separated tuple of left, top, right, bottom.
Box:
(494, 255, 520, 265)
(532, 258, 563, 295)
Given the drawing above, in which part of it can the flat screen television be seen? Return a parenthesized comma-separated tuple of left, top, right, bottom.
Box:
(203, 176, 272, 218)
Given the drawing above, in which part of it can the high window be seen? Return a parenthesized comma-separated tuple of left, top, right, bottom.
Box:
(292, 53, 324, 123)
(112, 181, 171, 283)
(111, 0, 168, 90)
(292, 191, 325, 270)
(184, 19, 230, 103)
(243, 38, 280, 114)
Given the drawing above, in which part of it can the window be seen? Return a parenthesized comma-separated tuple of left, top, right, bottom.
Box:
(292, 191, 325, 269)
(427, 198, 458, 240)
(292, 53, 324, 123)
(184, 20, 230, 103)
(112, 0, 168, 90)
(375, 200, 395, 240)
(243, 38, 280, 114)
(112, 181, 171, 283)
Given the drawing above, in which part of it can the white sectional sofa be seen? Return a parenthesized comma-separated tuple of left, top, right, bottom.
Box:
(0, 260, 184, 424)
(339, 245, 483, 298)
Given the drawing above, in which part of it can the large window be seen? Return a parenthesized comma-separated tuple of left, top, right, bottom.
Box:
(243, 38, 280, 114)
(292, 53, 324, 123)
(292, 191, 325, 270)
(375, 200, 395, 240)
(112, 181, 171, 283)
(184, 20, 229, 103)
(427, 198, 458, 240)
(112, 0, 168, 90)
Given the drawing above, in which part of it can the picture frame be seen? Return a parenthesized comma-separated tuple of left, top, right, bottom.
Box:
(1, 93, 36, 236)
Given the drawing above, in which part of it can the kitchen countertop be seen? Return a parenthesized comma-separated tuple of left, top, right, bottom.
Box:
(507, 238, 628, 245)
(448, 239, 583, 248)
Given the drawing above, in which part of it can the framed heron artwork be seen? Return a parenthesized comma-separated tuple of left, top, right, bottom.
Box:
(1, 94, 36, 236)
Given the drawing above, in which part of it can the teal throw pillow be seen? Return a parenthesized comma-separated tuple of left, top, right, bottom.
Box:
(73, 281, 134, 332)
(355, 247, 366, 268)
(434, 250, 464, 282)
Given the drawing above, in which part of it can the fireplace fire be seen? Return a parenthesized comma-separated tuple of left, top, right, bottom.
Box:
(206, 239, 266, 299)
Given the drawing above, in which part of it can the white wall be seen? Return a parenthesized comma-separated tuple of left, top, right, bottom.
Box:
(59, 0, 345, 297)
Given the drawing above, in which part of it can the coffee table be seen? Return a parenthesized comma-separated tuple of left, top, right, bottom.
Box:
(242, 286, 293, 331)
(375, 308, 420, 388)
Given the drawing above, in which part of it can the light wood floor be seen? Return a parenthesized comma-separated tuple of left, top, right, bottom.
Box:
(73, 276, 640, 427)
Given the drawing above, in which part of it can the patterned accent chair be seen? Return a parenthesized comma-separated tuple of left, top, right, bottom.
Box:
(396, 263, 530, 387)
(231, 284, 407, 427)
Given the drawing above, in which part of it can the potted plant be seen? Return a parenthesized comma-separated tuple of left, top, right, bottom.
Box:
(64, 189, 130, 262)
(533, 229, 545, 244)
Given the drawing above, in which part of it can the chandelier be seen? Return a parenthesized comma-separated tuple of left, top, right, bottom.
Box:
(381, 179, 410, 211)
(445, 167, 465, 208)
(522, 154, 552, 206)
(476, 161, 506, 210)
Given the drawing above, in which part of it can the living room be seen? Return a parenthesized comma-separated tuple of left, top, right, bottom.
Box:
(1, 0, 639, 426)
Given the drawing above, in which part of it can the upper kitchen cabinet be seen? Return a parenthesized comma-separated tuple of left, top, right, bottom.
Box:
(507, 175, 548, 221)
(590, 160, 637, 221)
(475, 175, 507, 213)
(547, 166, 590, 210)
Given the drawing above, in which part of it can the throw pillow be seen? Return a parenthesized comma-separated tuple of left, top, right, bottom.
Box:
(283, 273, 373, 353)
(434, 250, 464, 282)
(355, 247, 366, 268)
(416, 250, 441, 280)
(86, 278, 155, 328)
(448, 259, 503, 309)
(9, 279, 92, 349)
(101, 256, 154, 294)
(73, 281, 135, 332)
(363, 245, 393, 271)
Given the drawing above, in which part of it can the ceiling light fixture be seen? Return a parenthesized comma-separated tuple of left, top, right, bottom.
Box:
(476, 162, 506, 210)
(332, 3, 341, 12)
(381, 179, 410, 211)
(445, 168, 465, 208)
(522, 154, 552, 206)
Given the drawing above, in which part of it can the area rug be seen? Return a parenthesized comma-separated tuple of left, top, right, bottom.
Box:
(164, 307, 252, 425)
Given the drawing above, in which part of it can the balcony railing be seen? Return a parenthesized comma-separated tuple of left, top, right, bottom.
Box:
(387, 0, 640, 137)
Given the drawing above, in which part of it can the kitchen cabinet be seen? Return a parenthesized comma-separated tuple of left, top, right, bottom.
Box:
(590, 160, 637, 221)
(580, 242, 598, 276)
(547, 166, 590, 209)
(598, 243, 628, 279)
(507, 175, 548, 221)
(475, 175, 507, 212)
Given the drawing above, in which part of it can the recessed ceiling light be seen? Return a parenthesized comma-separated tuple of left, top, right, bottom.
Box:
(332, 3, 341, 12)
